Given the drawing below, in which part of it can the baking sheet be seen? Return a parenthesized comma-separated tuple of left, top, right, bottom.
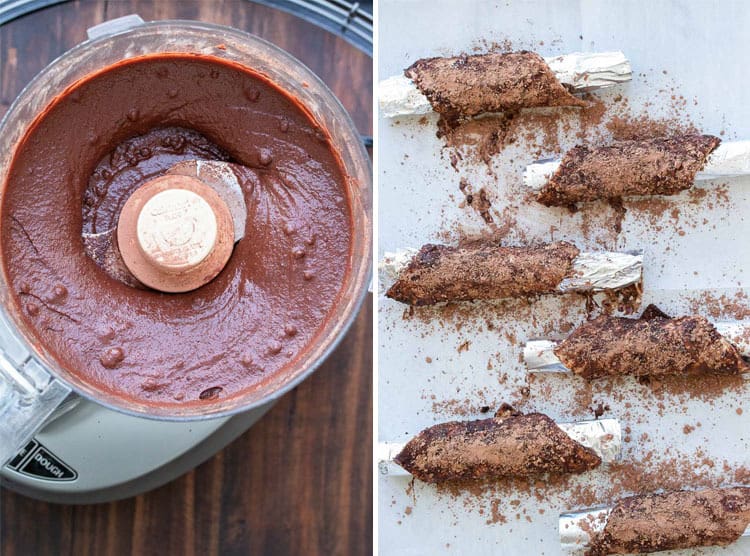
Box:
(377, 1, 750, 554)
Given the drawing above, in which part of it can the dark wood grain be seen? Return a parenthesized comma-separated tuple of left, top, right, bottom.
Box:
(0, 2, 373, 555)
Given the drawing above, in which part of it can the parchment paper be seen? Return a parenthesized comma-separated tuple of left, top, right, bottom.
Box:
(378, 1, 750, 554)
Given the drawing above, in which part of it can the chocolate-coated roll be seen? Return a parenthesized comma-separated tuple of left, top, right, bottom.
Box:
(386, 241, 580, 306)
(395, 407, 601, 483)
(536, 134, 720, 206)
(405, 51, 586, 125)
(555, 306, 747, 379)
(587, 487, 750, 555)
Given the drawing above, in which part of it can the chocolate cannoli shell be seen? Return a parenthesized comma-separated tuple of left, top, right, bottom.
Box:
(386, 241, 580, 306)
(395, 412, 601, 483)
(587, 487, 750, 555)
(537, 134, 720, 206)
(406, 51, 586, 125)
(554, 309, 747, 379)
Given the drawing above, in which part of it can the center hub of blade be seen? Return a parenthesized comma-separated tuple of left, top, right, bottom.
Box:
(117, 174, 235, 293)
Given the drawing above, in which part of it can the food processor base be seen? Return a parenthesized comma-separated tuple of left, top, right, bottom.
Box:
(0, 398, 272, 504)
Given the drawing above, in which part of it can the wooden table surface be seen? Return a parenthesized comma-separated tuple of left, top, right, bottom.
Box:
(0, 2, 372, 555)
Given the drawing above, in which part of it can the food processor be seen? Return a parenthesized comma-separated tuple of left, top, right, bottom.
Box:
(0, 14, 371, 503)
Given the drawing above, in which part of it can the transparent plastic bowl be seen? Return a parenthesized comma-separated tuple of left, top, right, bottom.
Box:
(0, 16, 371, 429)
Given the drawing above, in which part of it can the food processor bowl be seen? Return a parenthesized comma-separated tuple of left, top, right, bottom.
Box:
(0, 15, 371, 463)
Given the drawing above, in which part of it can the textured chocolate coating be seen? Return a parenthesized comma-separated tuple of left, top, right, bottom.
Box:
(386, 241, 580, 306)
(405, 51, 585, 125)
(395, 408, 601, 484)
(554, 307, 747, 380)
(536, 134, 720, 206)
(586, 487, 750, 555)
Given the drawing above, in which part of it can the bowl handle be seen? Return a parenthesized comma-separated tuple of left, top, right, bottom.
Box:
(0, 314, 72, 467)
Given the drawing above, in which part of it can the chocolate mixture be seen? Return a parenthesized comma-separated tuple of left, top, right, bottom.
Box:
(395, 405, 601, 483)
(586, 487, 750, 555)
(1, 54, 352, 406)
(536, 134, 720, 206)
(386, 241, 579, 306)
(405, 51, 586, 129)
(555, 305, 747, 380)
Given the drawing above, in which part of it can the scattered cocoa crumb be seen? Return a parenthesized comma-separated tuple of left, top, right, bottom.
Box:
(431, 395, 492, 417)
(689, 291, 750, 321)
(605, 113, 698, 142)
(487, 499, 508, 524)
(591, 402, 610, 418)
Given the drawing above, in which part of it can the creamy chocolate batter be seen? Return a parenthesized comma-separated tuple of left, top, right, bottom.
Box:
(405, 51, 586, 128)
(395, 405, 601, 483)
(555, 305, 747, 380)
(386, 241, 580, 306)
(586, 487, 750, 555)
(536, 134, 720, 206)
(1, 54, 352, 407)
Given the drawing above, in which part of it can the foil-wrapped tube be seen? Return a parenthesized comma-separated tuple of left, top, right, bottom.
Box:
(556, 419, 621, 464)
(524, 339, 570, 373)
(523, 158, 563, 191)
(524, 140, 750, 190)
(524, 322, 750, 373)
(544, 51, 632, 92)
(695, 139, 750, 179)
(378, 419, 621, 477)
(378, 248, 419, 288)
(379, 51, 632, 118)
(379, 248, 642, 296)
(379, 75, 433, 118)
(559, 507, 611, 556)
(558, 252, 643, 293)
(377, 442, 409, 476)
